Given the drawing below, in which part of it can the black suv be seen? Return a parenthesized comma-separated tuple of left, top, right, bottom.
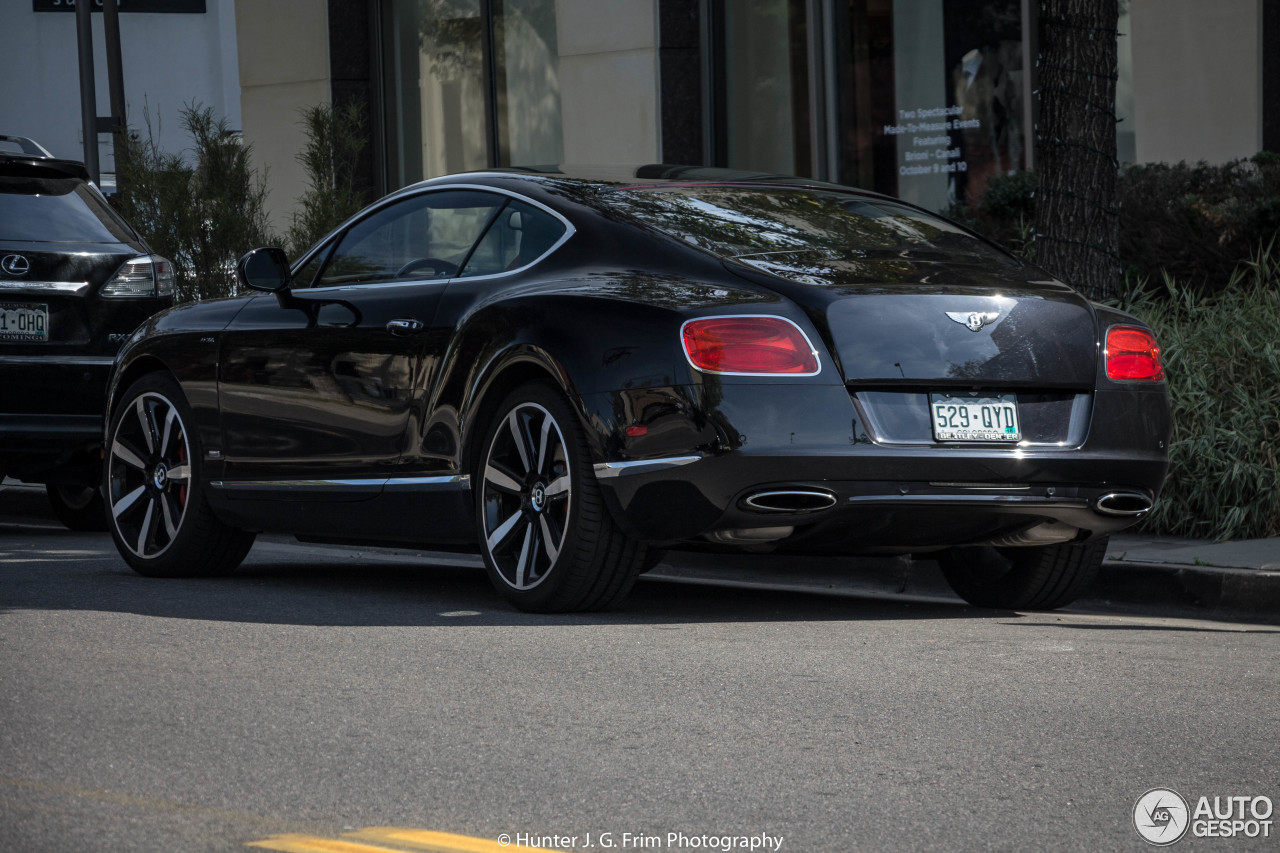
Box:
(0, 137, 174, 529)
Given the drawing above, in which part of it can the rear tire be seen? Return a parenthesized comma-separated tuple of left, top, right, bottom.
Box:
(46, 483, 109, 531)
(475, 380, 649, 612)
(105, 373, 255, 578)
(937, 537, 1108, 610)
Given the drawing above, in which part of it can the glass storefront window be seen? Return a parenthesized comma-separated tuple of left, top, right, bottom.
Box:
(382, 0, 488, 187)
(718, 0, 812, 178)
(715, 0, 1029, 211)
(493, 0, 563, 168)
(836, 0, 1027, 208)
(380, 0, 563, 191)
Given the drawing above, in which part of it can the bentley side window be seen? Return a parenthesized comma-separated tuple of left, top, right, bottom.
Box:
(290, 244, 332, 289)
(315, 190, 505, 287)
(460, 200, 567, 278)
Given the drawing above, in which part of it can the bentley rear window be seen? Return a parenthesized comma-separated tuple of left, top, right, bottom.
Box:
(604, 184, 1012, 264)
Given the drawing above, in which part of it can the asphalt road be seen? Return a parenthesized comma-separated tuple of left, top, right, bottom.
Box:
(2, 517, 1278, 852)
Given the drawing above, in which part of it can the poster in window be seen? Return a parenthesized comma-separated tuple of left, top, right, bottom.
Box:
(942, 0, 1025, 206)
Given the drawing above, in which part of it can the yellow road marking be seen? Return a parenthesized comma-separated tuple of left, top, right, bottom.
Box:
(247, 828, 557, 853)
(346, 827, 556, 852)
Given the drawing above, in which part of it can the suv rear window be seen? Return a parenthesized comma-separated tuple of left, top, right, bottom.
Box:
(0, 176, 137, 243)
(603, 184, 1012, 264)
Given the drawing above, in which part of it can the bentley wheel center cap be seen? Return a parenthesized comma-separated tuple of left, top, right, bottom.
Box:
(152, 463, 169, 490)
(529, 482, 547, 512)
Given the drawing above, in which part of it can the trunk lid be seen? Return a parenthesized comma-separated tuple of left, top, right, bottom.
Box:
(0, 241, 141, 353)
(730, 251, 1098, 388)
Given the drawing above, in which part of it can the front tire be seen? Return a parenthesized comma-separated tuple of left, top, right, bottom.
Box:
(46, 483, 108, 531)
(476, 381, 649, 612)
(937, 537, 1108, 610)
(105, 373, 255, 578)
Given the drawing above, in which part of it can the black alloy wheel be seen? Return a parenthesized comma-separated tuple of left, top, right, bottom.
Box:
(106, 374, 255, 577)
(46, 483, 109, 531)
(477, 381, 649, 612)
(937, 537, 1109, 610)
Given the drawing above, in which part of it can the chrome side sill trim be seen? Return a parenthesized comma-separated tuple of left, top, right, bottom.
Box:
(209, 474, 471, 492)
(0, 355, 115, 366)
(593, 456, 702, 479)
(383, 474, 472, 491)
(210, 479, 386, 492)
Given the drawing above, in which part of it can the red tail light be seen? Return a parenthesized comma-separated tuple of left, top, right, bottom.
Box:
(681, 316, 820, 375)
(1105, 325, 1164, 381)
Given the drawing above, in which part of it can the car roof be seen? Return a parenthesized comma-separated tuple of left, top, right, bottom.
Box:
(435, 164, 861, 191)
(409, 164, 909, 211)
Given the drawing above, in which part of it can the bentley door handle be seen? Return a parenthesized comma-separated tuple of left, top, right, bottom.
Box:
(386, 319, 425, 336)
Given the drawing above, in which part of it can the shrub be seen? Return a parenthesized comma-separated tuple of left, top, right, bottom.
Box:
(945, 170, 1037, 259)
(952, 155, 1280, 292)
(113, 104, 275, 303)
(1113, 241, 1280, 540)
(1118, 155, 1280, 294)
(285, 101, 369, 258)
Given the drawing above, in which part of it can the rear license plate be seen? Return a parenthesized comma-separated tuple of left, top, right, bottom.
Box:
(0, 303, 48, 342)
(930, 393, 1021, 442)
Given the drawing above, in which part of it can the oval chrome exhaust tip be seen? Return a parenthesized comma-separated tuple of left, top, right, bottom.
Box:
(1094, 492, 1153, 516)
(742, 490, 838, 513)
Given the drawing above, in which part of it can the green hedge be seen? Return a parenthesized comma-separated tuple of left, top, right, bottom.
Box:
(113, 105, 273, 303)
(1112, 243, 1280, 540)
(951, 153, 1280, 291)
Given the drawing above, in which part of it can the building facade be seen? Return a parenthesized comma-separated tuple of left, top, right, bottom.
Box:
(0, 0, 240, 177)
(237, 0, 1278, 229)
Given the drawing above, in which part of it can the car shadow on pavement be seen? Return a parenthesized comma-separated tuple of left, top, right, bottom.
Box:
(0, 526, 995, 628)
(9, 524, 1271, 630)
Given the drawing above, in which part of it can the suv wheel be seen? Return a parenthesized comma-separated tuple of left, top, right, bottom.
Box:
(46, 484, 108, 531)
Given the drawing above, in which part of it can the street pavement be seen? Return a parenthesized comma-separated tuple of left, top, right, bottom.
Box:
(2, 515, 1279, 852)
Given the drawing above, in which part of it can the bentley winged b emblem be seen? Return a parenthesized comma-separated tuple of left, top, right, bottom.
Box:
(946, 310, 1001, 332)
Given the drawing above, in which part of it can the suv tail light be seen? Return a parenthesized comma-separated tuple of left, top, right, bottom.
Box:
(1105, 325, 1164, 381)
(101, 255, 176, 298)
(681, 315, 820, 375)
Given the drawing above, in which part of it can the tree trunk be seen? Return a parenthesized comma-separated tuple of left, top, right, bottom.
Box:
(1034, 0, 1121, 301)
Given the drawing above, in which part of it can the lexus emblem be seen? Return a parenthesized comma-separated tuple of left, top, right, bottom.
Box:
(946, 310, 1001, 332)
(1, 254, 31, 277)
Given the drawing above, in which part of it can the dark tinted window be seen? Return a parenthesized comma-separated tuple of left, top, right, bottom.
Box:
(602, 185, 1011, 263)
(291, 244, 331, 289)
(460, 200, 567, 277)
(316, 190, 504, 287)
(0, 176, 136, 243)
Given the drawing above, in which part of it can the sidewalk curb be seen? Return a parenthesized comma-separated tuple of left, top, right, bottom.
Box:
(1093, 559, 1280, 624)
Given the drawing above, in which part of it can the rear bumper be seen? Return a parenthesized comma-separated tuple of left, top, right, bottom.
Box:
(0, 355, 112, 481)
(596, 461, 1159, 552)
(583, 381, 1171, 552)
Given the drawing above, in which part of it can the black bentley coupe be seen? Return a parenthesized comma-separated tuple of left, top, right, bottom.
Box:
(103, 166, 1170, 612)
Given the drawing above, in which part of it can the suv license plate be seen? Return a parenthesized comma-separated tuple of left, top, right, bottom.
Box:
(930, 393, 1021, 442)
(0, 303, 48, 342)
